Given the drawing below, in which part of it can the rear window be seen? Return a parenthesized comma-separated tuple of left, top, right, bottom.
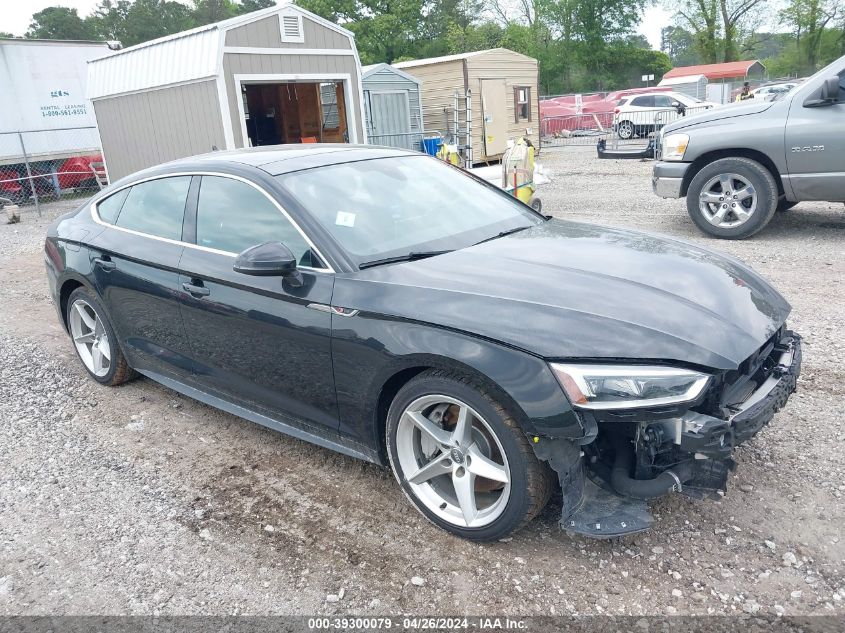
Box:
(114, 176, 191, 241)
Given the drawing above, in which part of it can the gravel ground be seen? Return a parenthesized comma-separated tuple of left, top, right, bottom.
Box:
(0, 150, 843, 617)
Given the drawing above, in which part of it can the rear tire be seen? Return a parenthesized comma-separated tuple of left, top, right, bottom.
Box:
(66, 287, 135, 386)
(386, 370, 553, 541)
(686, 157, 778, 239)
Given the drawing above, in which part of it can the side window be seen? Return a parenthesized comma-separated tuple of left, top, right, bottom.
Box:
(654, 95, 674, 107)
(96, 188, 130, 224)
(115, 176, 191, 240)
(195, 176, 321, 267)
(631, 96, 654, 108)
(514, 86, 531, 122)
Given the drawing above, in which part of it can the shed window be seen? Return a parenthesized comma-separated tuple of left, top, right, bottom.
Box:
(280, 13, 304, 43)
(514, 87, 531, 122)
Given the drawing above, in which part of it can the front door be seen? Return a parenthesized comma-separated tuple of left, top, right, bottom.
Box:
(785, 71, 845, 201)
(369, 91, 410, 148)
(87, 175, 195, 379)
(177, 174, 339, 434)
(481, 79, 508, 158)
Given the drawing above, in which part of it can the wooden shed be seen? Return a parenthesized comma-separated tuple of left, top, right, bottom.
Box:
(394, 49, 539, 164)
(361, 63, 424, 150)
(87, 3, 365, 180)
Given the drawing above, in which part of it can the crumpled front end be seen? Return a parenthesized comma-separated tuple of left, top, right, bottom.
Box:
(535, 328, 802, 538)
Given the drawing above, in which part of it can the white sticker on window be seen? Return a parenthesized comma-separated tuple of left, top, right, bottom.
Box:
(335, 211, 356, 227)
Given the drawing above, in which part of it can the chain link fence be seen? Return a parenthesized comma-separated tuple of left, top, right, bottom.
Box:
(541, 106, 712, 152)
(0, 126, 107, 219)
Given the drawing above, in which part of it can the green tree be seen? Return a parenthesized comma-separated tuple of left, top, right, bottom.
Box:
(26, 6, 96, 40)
(237, 0, 277, 14)
(780, 0, 840, 73)
(89, 0, 132, 42)
(661, 25, 699, 65)
(120, 0, 194, 46)
(670, 0, 721, 62)
(192, 0, 239, 25)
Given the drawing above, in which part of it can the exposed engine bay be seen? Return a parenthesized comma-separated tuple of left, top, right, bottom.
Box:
(536, 329, 802, 537)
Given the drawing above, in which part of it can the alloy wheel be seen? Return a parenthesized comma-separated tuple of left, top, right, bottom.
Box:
(69, 299, 111, 377)
(698, 173, 757, 228)
(395, 394, 511, 528)
(617, 121, 634, 139)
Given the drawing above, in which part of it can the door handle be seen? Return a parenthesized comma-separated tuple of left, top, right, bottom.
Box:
(93, 257, 116, 272)
(182, 281, 210, 297)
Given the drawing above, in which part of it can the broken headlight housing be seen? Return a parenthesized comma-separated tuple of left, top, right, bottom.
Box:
(550, 363, 711, 410)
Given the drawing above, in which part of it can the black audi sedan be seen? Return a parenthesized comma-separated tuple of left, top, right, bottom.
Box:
(45, 145, 801, 540)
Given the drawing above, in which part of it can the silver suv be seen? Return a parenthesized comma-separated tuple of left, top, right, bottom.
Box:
(653, 55, 845, 239)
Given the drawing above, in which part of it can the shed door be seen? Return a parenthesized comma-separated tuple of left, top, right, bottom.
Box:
(369, 91, 411, 148)
(481, 79, 508, 157)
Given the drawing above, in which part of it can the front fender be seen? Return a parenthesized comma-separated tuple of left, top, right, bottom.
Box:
(331, 313, 586, 459)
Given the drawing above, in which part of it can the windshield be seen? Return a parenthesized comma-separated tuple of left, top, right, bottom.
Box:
(276, 155, 543, 266)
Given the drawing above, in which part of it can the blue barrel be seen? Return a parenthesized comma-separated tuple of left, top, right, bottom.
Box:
(421, 136, 442, 156)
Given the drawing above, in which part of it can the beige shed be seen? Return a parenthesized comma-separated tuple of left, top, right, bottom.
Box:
(394, 48, 539, 164)
(87, 2, 365, 180)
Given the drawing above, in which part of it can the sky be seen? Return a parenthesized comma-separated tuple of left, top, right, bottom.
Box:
(4, 0, 674, 50)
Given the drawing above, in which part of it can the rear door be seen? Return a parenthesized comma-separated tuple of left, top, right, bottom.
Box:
(87, 175, 195, 379)
(177, 174, 340, 435)
(481, 79, 508, 157)
(785, 70, 845, 201)
(369, 91, 411, 148)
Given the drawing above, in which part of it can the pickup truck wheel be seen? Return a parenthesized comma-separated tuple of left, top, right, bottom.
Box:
(687, 157, 778, 239)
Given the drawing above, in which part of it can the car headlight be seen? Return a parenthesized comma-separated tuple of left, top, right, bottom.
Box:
(550, 363, 710, 410)
(661, 133, 689, 161)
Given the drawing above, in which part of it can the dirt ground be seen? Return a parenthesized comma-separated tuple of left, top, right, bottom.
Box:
(0, 148, 843, 617)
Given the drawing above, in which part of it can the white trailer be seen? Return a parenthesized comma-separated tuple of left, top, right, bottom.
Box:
(0, 38, 113, 166)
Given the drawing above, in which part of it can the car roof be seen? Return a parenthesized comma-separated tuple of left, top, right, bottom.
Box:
(164, 144, 417, 176)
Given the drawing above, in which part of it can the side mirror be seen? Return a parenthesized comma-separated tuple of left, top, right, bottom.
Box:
(805, 76, 840, 107)
(233, 241, 298, 277)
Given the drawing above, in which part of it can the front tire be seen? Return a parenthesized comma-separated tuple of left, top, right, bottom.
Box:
(386, 370, 553, 541)
(686, 157, 778, 239)
(66, 287, 135, 386)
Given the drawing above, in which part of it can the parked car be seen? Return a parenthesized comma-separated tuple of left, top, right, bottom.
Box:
(46, 146, 801, 540)
(614, 92, 720, 139)
(751, 82, 799, 100)
(653, 54, 845, 238)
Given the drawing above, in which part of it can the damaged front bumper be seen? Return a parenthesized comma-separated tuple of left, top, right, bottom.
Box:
(536, 331, 802, 538)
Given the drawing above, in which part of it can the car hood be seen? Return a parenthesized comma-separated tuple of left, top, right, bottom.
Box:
(333, 220, 791, 370)
(665, 100, 775, 134)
